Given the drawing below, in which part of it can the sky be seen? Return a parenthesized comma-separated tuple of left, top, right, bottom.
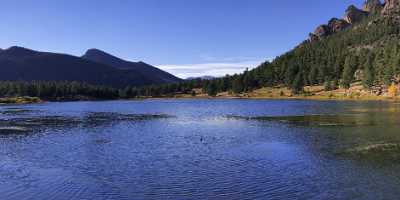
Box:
(0, 0, 366, 78)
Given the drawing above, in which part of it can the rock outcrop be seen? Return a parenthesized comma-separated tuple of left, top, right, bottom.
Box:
(309, 18, 350, 41)
(312, 25, 331, 39)
(362, 0, 383, 12)
(382, 0, 400, 14)
(343, 5, 368, 24)
(328, 18, 351, 33)
(309, 2, 381, 41)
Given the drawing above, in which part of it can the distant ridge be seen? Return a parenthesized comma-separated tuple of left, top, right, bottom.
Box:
(2, 46, 41, 57)
(0, 46, 181, 88)
(82, 49, 181, 84)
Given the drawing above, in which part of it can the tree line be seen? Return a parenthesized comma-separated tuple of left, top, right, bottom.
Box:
(0, 81, 119, 99)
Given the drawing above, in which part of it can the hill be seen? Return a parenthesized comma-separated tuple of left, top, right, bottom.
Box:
(127, 0, 400, 98)
(252, 0, 400, 94)
(0, 46, 181, 88)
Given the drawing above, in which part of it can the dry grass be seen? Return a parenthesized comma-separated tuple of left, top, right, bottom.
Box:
(0, 97, 42, 104)
(172, 82, 400, 101)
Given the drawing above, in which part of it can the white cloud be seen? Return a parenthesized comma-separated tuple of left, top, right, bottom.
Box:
(157, 60, 265, 79)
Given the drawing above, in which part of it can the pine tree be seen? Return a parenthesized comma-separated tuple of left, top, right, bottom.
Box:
(341, 56, 356, 89)
(291, 71, 304, 94)
(232, 76, 243, 94)
(206, 82, 218, 96)
(363, 55, 374, 89)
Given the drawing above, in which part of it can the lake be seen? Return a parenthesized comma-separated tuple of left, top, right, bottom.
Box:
(1, 99, 400, 199)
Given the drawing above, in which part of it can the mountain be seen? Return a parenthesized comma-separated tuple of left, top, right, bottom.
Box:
(0, 46, 181, 88)
(133, 0, 400, 97)
(250, 0, 400, 92)
(82, 49, 180, 84)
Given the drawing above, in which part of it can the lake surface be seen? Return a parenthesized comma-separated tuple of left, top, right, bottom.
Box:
(1, 99, 400, 199)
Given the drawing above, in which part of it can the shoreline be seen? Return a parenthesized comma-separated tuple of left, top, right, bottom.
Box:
(0, 95, 397, 105)
(1, 85, 399, 105)
(149, 95, 397, 102)
(162, 84, 399, 102)
(0, 97, 42, 105)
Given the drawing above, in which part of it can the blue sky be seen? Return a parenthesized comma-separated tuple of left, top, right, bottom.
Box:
(0, 0, 365, 78)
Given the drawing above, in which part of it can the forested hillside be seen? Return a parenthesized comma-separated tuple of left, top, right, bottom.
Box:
(128, 0, 400, 97)
(0, 47, 181, 89)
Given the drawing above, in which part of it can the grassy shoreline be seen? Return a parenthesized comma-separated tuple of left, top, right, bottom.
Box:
(162, 94, 396, 101)
(167, 82, 400, 102)
(1, 95, 395, 105)
(0, 97, 42, 105)
(1, 82, 399, 105)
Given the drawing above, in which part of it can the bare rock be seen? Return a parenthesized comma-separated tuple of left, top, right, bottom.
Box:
(313, 25, 331, 38)
(382, 0, 400, 14)
(309, 19, 350, 41)
(363, 0, 383, 12)
(354, 69, 364, 81)
(308, 33, 320, 42)
(343, 5, 368, 24)
(328, 18, 351, 33)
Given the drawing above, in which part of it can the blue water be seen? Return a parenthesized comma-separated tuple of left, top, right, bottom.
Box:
(0, 99, 400, 199)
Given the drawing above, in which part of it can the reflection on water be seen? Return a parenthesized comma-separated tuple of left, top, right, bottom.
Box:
(0, 112, 173, 135)
(226, 114, 383, 126)
(0, 99, 400, 199)
(338, 143, 400, 163)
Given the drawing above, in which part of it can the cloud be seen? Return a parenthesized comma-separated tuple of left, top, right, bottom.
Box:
(157, 60, 264, 79)
(199, 55, 263, 63)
